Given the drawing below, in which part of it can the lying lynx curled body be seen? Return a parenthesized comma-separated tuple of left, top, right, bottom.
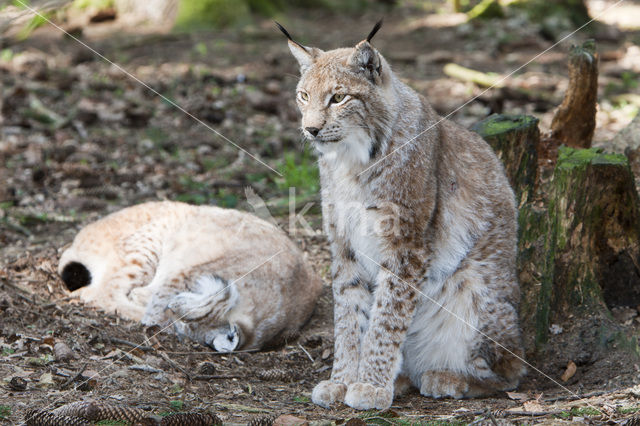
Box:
(58, 201, 322, 352)
(281, 21, 525, 410)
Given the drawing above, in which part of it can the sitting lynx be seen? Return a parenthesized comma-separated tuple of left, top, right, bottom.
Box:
(58, 201, 322, 352)
(279, 21, 525, 410)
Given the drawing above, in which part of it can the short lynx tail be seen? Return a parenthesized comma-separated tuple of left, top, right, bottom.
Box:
(60, 261, 92, 291)
(167, 274, 239, 322)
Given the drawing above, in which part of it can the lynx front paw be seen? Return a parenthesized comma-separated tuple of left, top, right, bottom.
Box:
(344, 383, 392, 410)
(312, 380, 347, 408)
(420, 371, 469, 399)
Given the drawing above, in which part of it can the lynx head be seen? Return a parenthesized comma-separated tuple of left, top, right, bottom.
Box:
(279, 21, 397, 165)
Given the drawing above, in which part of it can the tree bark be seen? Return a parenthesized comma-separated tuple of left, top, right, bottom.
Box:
(471, 114, 539, 206)
(549, 40, 598, 148)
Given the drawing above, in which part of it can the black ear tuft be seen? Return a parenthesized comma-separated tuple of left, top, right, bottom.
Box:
(61, 261, 91, 292)
(275, 21, 293, 41)
(366, 19, 383, 43)
(276, 21, 308, 51)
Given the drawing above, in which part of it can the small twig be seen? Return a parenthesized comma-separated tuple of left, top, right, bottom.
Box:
(158, 351, 191, 380)
(162, 348, 261, 355)
(193, 374, 244, 381)
(40, 297, 73, 309)
(1, 279, 34, 295)
(129, 364, 162, 373)
(543, 389, 614, 403)
(61, 362, 87, 389)
(297, 343, 314, 363)
(362, 416, 393, 425)
(487, 410, 499, 426)
(214, 402, 271, 414)
(497, 410, 562, 417)
(109, 337, 154, 352)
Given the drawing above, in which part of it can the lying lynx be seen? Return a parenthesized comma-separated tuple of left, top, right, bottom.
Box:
(280, 21, 525, 410)
(58, 201, 322, 352)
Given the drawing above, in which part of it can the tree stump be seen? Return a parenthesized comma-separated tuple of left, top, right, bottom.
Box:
(472, 114, 539, 206)
(549, 146, 640, 312)
(476, 114, 640, 361)
(549, 40, 598, 148)
(523, 146, 640, 365)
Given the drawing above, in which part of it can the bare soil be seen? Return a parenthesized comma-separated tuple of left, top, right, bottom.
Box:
(2, 2, 640, 424)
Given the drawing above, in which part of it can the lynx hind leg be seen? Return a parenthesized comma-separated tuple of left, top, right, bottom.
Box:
(420, 338, 525, 399)
(141, 273, 237, 327)
(166, 274, 244, 352)
(166, 274, 239, 322)
(420, 366, 521, 399)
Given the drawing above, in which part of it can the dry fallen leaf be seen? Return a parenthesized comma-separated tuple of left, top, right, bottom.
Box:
(38, 371, 54, 387)
(561, 360, 577, 382)
(506, 391, 529, 401)
(273, 414, 309, 426)
(523, 400, 545, 413)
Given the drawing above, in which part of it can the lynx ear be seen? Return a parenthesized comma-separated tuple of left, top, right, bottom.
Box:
(349, 41, 382, 84)
(276, 21, 315, 73)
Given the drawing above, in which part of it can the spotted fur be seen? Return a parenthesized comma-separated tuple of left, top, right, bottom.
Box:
(283, 23, 525, 410)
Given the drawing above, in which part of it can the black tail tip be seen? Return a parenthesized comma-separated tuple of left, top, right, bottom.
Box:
(60, 261, 91, 291)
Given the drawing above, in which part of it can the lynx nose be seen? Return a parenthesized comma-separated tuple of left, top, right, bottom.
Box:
(305, 127, 320, 137)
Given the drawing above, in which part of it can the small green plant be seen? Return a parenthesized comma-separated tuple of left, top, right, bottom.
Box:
(169, 400, 184, 411)
(214, 188, 239, 208)
(73, 0, 114, 9)
(201, 156, 229, 171)
(276, 150, 319, 196)
(175, 0, 251, 29)
(145, 127, 169, 145)
(2, 346, 15, 356)
(557, 406, 602, 418)
(0, 48, 13, 62)
(194, 42, 208, 56)
(28, 354, 54, 366)
(293, 395, 310, 403)
(96, 421, 127, 426)
(622, 71, 639, 90)
(619, 406, 640, 414)
(0, 406, 11, 420)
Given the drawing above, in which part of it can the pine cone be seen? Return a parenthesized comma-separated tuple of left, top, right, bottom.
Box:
(248, 415, 275, 426)
(197, 361, 217, 376)
(257, 368, 294, 382)
(624, 416, 640, 426)
(25, 410, 92, 426)
(53, 400, 148, 422)
(160, 412, 222, 425)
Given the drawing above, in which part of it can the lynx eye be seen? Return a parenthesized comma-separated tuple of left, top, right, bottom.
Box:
(297, 91, 309, 102)
(330, 93, 346, 104)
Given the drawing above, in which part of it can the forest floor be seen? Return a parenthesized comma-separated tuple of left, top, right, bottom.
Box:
(2, 1, 640, 424)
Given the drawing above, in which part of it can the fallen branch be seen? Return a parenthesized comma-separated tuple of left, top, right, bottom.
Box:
(443, 63, 504, 88)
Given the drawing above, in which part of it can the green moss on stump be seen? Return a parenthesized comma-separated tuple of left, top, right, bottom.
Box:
(557, 146, 627, 170)
(472, 114, 538, 138)
(472, 114, 539, 205)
